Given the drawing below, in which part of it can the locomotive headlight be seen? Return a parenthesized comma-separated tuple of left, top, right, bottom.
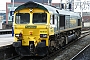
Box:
(29, 9, 33, 12)
(15, 34, 19, 37)
(15, 33, 22, 38)
(40, 34, 47, 38)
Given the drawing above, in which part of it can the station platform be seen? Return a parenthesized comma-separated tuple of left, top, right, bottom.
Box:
(0, 34, 14, 47)
(0, 29, 12, 32)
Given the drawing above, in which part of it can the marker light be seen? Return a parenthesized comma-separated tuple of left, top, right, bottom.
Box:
(30, 9, 33, 12)
(30, 31, 33, 35)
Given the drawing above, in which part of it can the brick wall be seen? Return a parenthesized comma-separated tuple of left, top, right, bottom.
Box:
(83, 16, 90, 22)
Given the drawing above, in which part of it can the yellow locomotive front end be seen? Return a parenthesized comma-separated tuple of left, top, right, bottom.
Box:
(13, 1, 81, 57)
(13, 2, 54, 56)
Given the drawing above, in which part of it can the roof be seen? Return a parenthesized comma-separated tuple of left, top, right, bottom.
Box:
(15, 1, 48, 12)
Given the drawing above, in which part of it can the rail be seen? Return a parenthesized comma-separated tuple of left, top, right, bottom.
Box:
(0, 45, 17, 60)
(70, 44, 90, 60)
(41, 30, 90, 60)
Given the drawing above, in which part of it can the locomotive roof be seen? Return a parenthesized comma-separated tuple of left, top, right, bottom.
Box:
(15, 1, 48, 12)
(15, 1, 80, 17)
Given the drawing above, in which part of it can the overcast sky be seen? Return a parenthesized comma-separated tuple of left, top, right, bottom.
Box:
(12, 0, 52, 3)
(52, 0, 67, 3)
(0, 0, 11, 11)
(0, 0, 71, 11)
(11, 0, 69, 3)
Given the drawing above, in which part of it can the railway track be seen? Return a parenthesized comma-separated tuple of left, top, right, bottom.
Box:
(0, 45, 17, 60)
(5, 55, 22, 60)
(70, 44, 90, 60)
(41, 31, 90, 60)
(4, 31, 89, 60)
(54, 33, 90, 60)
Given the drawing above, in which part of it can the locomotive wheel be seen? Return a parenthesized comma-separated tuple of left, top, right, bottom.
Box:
(75, 30, 80, 38)
(60, 37, 66, 47)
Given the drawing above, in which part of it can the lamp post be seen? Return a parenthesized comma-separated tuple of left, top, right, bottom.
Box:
(60, 0, 62, 9)
(48, 0, 50, 5)
(12, 0, 14, 11)
(80, 0, 82, 20)
(12, 0, 14, 36)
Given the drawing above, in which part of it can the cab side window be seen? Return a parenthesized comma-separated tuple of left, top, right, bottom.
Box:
(50, 15, 54, 24)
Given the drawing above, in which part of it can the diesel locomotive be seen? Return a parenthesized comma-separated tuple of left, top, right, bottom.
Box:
(13, 1, 82, 56)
